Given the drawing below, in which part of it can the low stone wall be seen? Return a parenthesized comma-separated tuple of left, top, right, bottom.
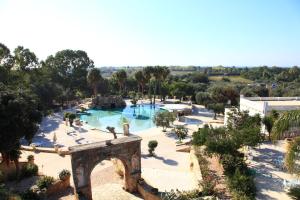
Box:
(137, 179, 161, 200)
(46, 178, 71, 196)
(20, 145, 70, 155)
(190, 146, 203, 185)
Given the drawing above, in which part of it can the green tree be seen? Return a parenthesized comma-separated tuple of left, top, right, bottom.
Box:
(134, 70, 146, 95)
(153, 111, 175, 132)
(143, 66, 154, 103)
(175, 125, 188, 143)
(87, 68, 102, 96)
(43, 49, 94, 95)
(0, 84, 42, 172)
(207, 103, 224, 120)
(13, 46, 38, 71)
(195, 92, 211, 106)
(112, 70, 127, 93)
(192, 72, 209, 83)
(0, 43, 14, 70)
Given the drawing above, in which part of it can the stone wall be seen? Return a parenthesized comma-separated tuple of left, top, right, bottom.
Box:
(91, 95, 126, 109)
(137, 180, 161, 200)
(190, 147, 203, 185)
(46, 178, 71, 196)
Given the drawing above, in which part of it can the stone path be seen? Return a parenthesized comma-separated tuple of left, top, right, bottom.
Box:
(249, 141, 292, 200)
(92, 184, 142, 200)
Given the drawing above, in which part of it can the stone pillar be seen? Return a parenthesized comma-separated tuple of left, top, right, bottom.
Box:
(123, 123, 130, 136)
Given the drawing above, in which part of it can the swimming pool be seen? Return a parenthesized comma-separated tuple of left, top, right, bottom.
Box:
(79, 104, 163, 133)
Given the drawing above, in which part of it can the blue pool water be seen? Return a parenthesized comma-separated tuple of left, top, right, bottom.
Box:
(79, 104, 163, 133)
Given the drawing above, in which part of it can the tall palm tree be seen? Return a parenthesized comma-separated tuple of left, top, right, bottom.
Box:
(134, 70, 146, 95)
(113, 70, 127, 93)
(262, 116, 274, 141)
(152, 66, 164, 105)
(143, 66, 154, 103)
(272, 110, 300, 140)
(87, 68, 102, 96)
(160, 67, 170, 100)
(272, 110, 300, 175)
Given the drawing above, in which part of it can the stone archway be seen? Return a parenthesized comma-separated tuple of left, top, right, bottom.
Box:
(69, 136, 142, 200)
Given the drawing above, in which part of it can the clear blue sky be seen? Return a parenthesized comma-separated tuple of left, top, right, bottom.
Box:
(0, 0, 299, 66)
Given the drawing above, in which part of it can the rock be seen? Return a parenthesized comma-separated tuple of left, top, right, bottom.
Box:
(91, 95, 126, 109)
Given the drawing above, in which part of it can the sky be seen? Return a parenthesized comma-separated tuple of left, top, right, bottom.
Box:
(0, 0, 300, 67)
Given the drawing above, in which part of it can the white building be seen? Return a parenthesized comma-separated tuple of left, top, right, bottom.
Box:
(225, 96, 300, 133)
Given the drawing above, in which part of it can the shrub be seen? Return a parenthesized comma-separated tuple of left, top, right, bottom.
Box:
(220, 154, 247, 176)
(20, 189, 40, 200)
(27, 155, 34, 162)
(36, 176, 54, 190)
(192, 126, 210, 146)
(0, 170, 3, 183)
(148, 140, 158, 156)
(59, 169, 71, 181)
(227, 169, 256, 200)
(0, 184, 9, 200)
(162, 189, 203, 200)
(21, 163, 38, 178)
(175, 126, 188, 142)
(153, 111, 175, 131)
(288, 186, 300, 199)
(63, 112, 70, 121)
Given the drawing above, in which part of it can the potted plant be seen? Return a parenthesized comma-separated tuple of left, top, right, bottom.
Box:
(59, 169, 71, 185)
(27, 155, 35, 164)
(148, 140, 158, 156)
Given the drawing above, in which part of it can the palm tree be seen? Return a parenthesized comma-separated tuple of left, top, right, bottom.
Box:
(152, 66, 164, 105)
(262, 116, 274, 141)
(272, 110, 300, 140)
(143, 66, 154, 103)
(272, 110, 300, 175)
(113, 70, 127, 93)
(160, 67, 170, 100)
(134, 70, 146, 95)
(87, 68, 102, 96)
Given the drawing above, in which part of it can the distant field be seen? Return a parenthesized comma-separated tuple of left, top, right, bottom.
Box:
(209, 76, 252, 83)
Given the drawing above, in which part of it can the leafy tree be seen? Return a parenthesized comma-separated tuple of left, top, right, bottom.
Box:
(153, 111, 175, 132)
(195, 92, 211, 106)
(174, 125, 188, 142)
(13, 46, 38, 70)
(207, 103, 224, 119)
(43, 49, 94, 94)
(0, 43, 14, 70)
(170, 82, 194, 100)
(87, 68, 102, 96)
(192, 72, 209, 83)
(0, 84, 42, 172)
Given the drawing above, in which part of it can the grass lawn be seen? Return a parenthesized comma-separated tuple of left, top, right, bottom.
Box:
(209, 75, 252, 83)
